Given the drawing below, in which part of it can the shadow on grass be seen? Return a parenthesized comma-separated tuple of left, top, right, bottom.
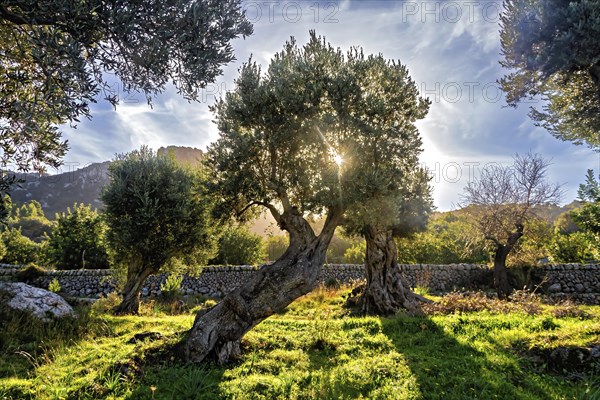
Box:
(126, 360, 226, 400)
(381, 314, 569, 400)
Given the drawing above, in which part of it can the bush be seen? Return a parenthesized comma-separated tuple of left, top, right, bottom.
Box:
(343, 241, 366, 264)
(1, 228, 39, 264)
(15, 263, 46, 284)
(211, 226, 265, 265)
(42, 203, 110, 270)
(160, 274, 183, 301)
(48, 278, 61, 293)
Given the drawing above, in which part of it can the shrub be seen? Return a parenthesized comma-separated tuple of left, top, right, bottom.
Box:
(211, 226, 265, 265)
(1, 228, 39, 265)
(423, 291, 542, 316)
(324, 277, 340, 290)
(48, 278, 61, 293)
(160, 274, 183, 301)
(42, 203, 110, 270)
(15, 263, 46, 284)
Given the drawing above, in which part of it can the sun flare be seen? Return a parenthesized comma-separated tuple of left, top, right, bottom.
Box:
(333, 154, 343, 166)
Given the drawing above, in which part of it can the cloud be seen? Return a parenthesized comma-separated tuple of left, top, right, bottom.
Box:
(56, 0, 599, 210)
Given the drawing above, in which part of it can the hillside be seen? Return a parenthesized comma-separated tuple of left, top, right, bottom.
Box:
(9, 146, 203, 218)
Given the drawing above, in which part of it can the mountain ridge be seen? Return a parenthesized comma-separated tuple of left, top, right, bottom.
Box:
(9, 146, 203, 218)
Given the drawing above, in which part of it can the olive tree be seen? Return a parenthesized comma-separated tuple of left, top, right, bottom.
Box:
(344, 169, 433, 315)
(499, 0, 600, 148)
(461, 153, 562, 299)
(102, 146, 216, 314)
(183, 32, 429, 363)
(0, 0, 252, 217)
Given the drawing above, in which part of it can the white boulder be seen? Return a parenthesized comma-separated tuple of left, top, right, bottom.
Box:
(0, 282, 75, 322)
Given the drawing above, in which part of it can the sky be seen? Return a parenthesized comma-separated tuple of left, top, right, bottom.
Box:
(59, 0, 600, 211)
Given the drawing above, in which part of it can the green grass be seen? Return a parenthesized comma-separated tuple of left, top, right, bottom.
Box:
(1, 288, 599, 399)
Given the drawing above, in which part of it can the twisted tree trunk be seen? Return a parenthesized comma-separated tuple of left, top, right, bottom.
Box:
(492, 223, 524, 300)
(361, 226, 425, 315)
(493, 245, 512, 300)
(183, 207, 343, 364)
(113, 261, 155, 315)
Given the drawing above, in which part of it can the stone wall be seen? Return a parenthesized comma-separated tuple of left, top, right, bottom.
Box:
(0, 263, 598, 304)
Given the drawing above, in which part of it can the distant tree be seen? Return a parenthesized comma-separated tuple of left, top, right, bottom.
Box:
(577, 169, 600, 202)
(42, 203, 109, 270)
(102, 146, 216, 314)
(184, 32, 429, 363)
(499, 0, 600, 148)
(211, 225, 265, 265)
(343, 239, 366, 264)
(325, 234, 356, 264)
(396, 212, 488, 265)
(550, 231, 599, 263)
(8, 200, 53, 242)
(572, 169, 600, 240)
(572, 203, 600, 237)
(0, 0, 252, 219)
(553, 210, 580, 235)
(263, 235, 288, 263)
(461, 153, 562, 299)
(0, 227, 38, 264)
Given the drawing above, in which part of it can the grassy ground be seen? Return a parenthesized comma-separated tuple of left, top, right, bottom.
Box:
(0, 288, 599, 399)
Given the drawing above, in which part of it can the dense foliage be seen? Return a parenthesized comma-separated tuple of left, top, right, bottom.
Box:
(42, 203, 110, 270)
(211, 225, 265, 266)
(102, 146, 216, 313)
(0, 227, 38, 264)
(6, 200, 53, 243)
(0, 0, 252, 175)
(499, 0, 600, 148)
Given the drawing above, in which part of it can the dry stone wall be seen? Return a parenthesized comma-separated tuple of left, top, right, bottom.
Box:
(0, 263, 598, 304)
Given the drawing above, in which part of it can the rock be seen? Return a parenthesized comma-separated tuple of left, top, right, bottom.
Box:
(0, 282, 75, 322)
(548, 283, 562, 293)
(575, 283, 585, 293)
(546, 346, 600, 372)
(198, 286, 210, 294)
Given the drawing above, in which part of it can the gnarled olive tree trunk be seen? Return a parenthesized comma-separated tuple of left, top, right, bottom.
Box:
(361, 226, 426, 315)
(183, 207, 343, 364)
(113, 261, 156, 315)
(491, 223, 524, 300)
(493, 245, 512, 300)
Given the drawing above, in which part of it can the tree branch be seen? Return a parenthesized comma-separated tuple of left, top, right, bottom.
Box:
(485, 235, 501, 248)
(236, 201, 282, 226)
(0, 5, 59, 26)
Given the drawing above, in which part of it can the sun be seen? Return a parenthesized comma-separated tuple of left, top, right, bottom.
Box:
(333, 154, 343, 166)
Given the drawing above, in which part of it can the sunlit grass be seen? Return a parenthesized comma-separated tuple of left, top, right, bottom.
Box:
(1, 288, 599, 399)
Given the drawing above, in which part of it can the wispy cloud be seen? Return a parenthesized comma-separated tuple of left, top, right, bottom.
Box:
(58, 0, 599, 210)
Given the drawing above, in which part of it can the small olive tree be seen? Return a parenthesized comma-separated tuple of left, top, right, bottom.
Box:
(461, 153, 562, 299)
(103, 146, 216, 314)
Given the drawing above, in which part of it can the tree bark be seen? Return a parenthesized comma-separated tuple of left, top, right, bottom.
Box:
(113, 262, 154, 315)
(183, 206, 343, 364)
(492, 223, 524, 300)
(361, 226, 425, 315)
(493, 245, 512, 300)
